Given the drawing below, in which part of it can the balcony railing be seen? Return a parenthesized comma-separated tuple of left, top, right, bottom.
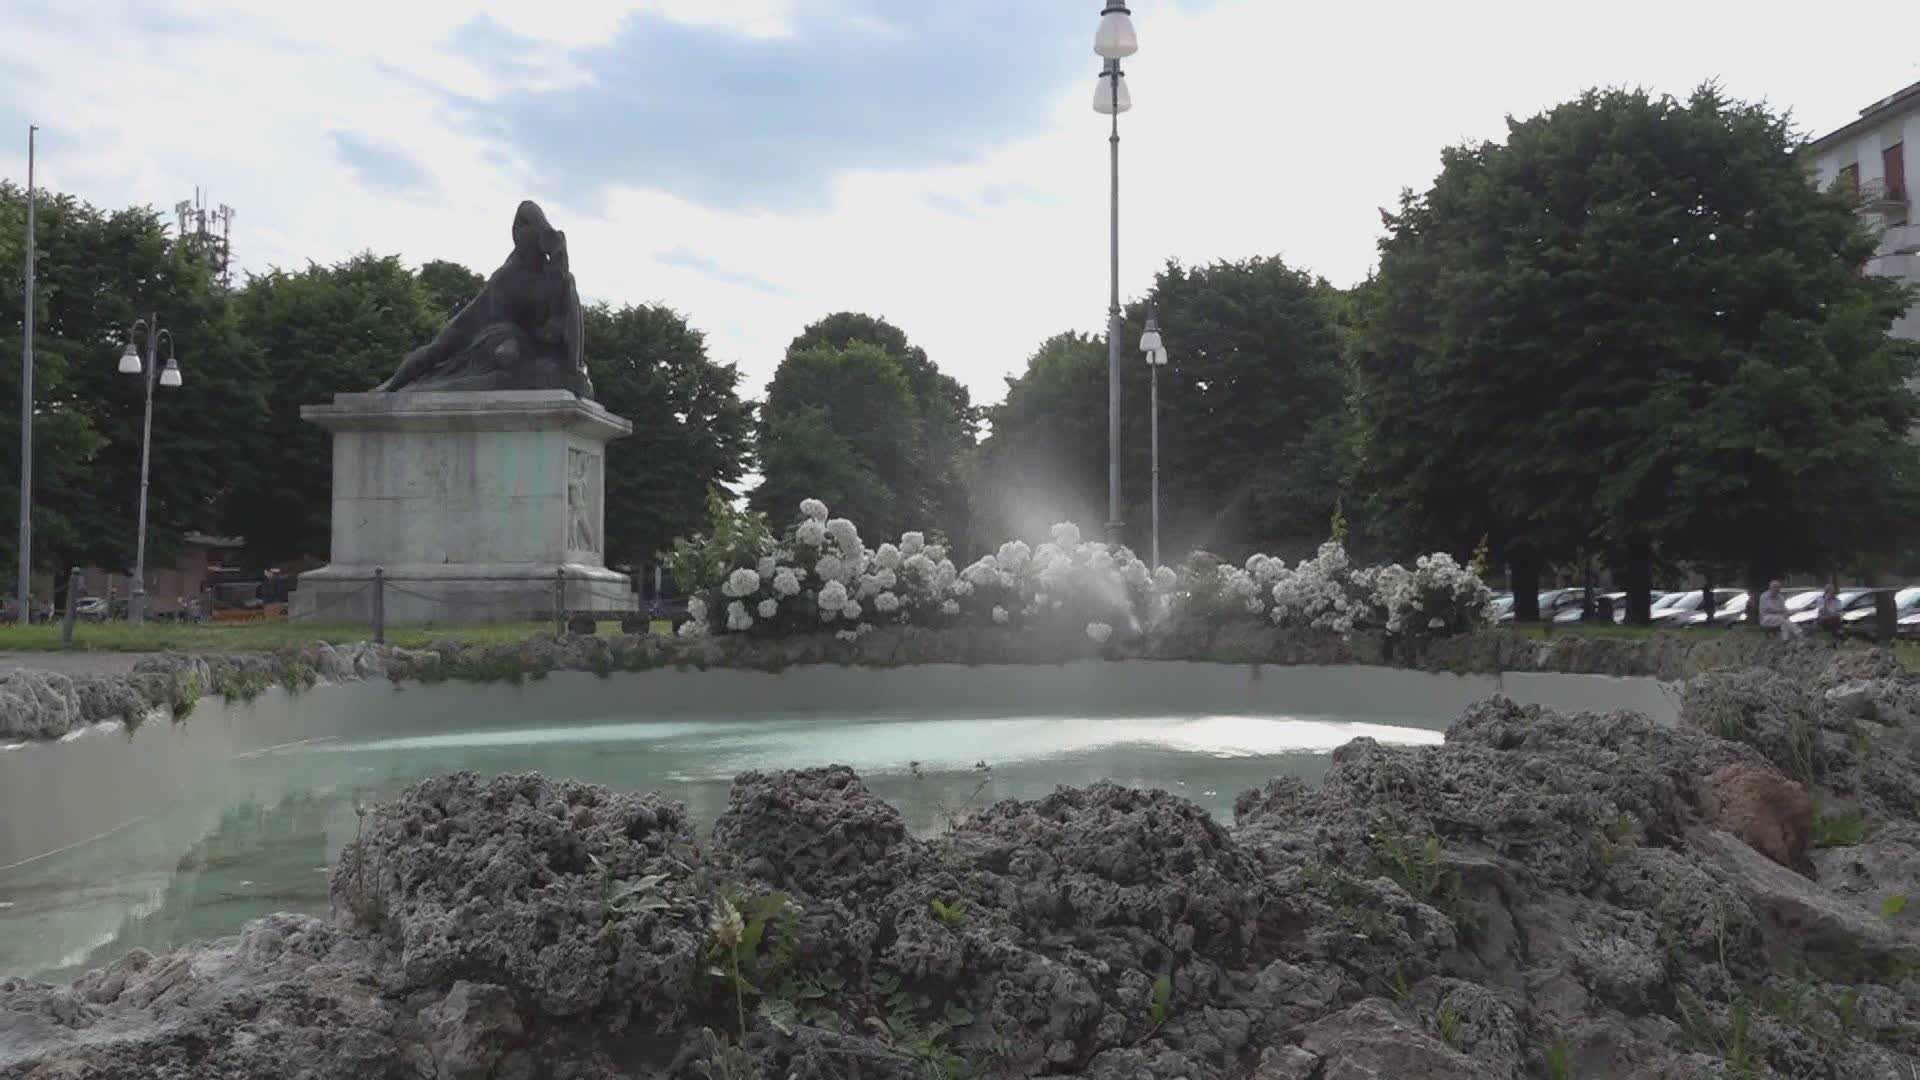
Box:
(1859, 176, 1909, 212)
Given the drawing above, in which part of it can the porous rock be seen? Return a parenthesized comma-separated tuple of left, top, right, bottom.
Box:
(1701, 761, 1814, 871)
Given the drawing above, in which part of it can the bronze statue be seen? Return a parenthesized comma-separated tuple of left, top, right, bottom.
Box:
(374, 200, 593, 397)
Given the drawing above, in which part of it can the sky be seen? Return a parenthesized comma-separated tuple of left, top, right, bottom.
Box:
(2, 0, 1915, 408)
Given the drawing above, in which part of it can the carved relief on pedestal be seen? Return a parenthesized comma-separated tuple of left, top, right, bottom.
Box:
(566, 448, 600, 554)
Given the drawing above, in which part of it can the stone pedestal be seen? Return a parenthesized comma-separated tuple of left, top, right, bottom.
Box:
(293, 391, 636, 624)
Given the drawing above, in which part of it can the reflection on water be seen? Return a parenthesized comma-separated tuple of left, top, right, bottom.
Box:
(0, 708, 1442, 981)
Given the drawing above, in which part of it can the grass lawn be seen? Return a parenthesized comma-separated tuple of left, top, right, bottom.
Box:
(0, 619, 668, 653)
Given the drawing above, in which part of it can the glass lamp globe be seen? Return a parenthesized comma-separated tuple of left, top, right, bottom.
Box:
(159, 358, 183, 388)
(1094, 7, 1138, 59)
(1093, 70, 1132, 115)
(1139, 325, 1163, 354)
(118, 341, 141, 375)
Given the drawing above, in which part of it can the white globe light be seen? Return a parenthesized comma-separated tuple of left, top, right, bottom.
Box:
(1139, 326, 1163, 354)
(159, 358, 183, 387)
(118, 342, 141, 375)
(1094, 8, 1138, 59)
(1093, 70, 1132, 115)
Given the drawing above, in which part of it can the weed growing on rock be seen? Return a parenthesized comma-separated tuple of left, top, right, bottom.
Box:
(909, 760, 995, 835)
(587, 853, 674, 923)
(693, 1028, 759, 1080)
(756, 969, 845, 1036)
(171, 671, 201, 721)
(868, 971, 972, 1080)
(1544, 1038, 1572, 1080)
(1366, 819, 1485, 943)
(278, 662, 319, 694)
(1881, 894, 1909, 919)
(707, 888, 802, 1037)
(1592, 815, 1644, 867)
(929, 898, 966, 930)
(1811, 809, 1872, 848)
(1436, 997, 1461, 1048)
(1131, 974, 1174, 1047)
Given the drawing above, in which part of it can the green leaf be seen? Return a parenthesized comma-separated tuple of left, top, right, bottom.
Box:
(1880, 893, 1908, 919)
(1149, 974, 1173, 1024)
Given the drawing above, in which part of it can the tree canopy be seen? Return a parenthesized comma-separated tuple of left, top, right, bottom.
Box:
(977, 257, 1349, 560)
(584, 302, 754, 569)
(754, 314, 976, 543)
(1352, 84, 1920, 619)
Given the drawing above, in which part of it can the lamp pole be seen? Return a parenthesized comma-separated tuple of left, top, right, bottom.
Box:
(1094, 3, 1137, 546)
(17, 125, 36, 624)
(1140, 303, 1166, 568)
(119, 318, 182, 624)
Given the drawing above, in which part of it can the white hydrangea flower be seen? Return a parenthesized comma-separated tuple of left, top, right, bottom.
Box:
(903, 553, 935, 580)
(924, 545, 947, 564)
(815, 554, 847, 583)
(875, 591, 900, 613)
(835, 628, 860, 643)
(756, 556, 777, 581)
(677, 619, 708, 638)
(842, 599, 863, 621)
(992, 605, 1010, 625)
(874, 568, 898, 590)
(1086, 622, 1113, 644)
(722, 568, 760, 599)
(687, 596, 708, 621)
(726, 601, 753, 631)
(874, 543, 901, 570)
(1050, 522, 1082, 548)
(773, 568, 801, 597)
(899, 532, 925, 556)
(996, 540, 1032, 571)
(941, 599, 961, 616)
(953, 579, 975, 598)
(758, 598, 778, 619)
(800, 498, 829, 522)
(817, 580, 850, 613)
(825, 518, 861, 553)
(1153, 566, 1178, 590)
(796, 519, 827, 547)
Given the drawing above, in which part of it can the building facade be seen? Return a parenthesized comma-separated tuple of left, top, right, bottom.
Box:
(1806, 79, 1920, 344)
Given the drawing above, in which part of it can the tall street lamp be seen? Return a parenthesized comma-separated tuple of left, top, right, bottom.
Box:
(1093, 2, 1137, 545)
(118, 317, 183, 624)
(1140, 303, 1167, 569)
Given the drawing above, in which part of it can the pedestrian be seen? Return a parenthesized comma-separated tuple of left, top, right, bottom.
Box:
(1757, 580, 1799, 640)
(1815, 584, 1845, 638)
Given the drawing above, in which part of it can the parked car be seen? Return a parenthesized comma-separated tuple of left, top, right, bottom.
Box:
(1489, 594, 1514, 623)
(1680, 591, 1750, 627)
(1648, 590, 1706, 625)
(74, 597, 111, 621)
(1839, 587, 1920, 630)
(1791, 589, 1872, 626)
(1536, 589, 1586, 621)
(1551, 591, 1630, 623)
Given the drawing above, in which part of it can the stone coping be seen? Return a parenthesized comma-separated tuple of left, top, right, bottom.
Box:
(300, 389, 632, 438)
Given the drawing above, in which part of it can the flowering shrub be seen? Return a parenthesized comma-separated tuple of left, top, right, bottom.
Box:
(674, 498, 1492, 641)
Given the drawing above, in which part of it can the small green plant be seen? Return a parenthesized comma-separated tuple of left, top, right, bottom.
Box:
(1131, 973, 1174, 1046)
(929, 897, 967, 931)
(1367, 819, 1483, 943)
(587, 853, 674, 923)
(692, 1028, 760, 1080)
(1880, 893, 1908, 919)
(1811, 809, 1871, 849)
(869, 971, 973, 1080)
(1593, 815, 1643, 867)
(1544, 1038, 1572, 1080)
(1786, 709, 1818, 785)
(707, 888, 802, 1037)
(1436, 998, 1461, 1048)
(172, 670, 203, 720)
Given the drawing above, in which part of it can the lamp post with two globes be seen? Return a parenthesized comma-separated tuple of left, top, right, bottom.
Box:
(1092, 3, 1137, 545)
(117, 317, 183, 624)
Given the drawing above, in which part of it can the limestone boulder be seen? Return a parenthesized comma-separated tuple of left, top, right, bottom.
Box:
(1701, 762, 1813, 871)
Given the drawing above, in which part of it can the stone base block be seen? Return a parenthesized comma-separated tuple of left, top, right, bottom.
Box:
(291, 564, 635, 626)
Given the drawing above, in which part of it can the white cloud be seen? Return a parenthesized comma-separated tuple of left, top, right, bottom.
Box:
(3, 0, 1909, 410)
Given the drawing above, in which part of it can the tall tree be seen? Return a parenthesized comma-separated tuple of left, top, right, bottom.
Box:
(1354, 84, 1920, 621)
(0, 184, 266, 576)
(227, 255, 439, 565)
(416, 260, 484, 324)
(978, 260, 1350, 561)
(973, 332, 1110, 544)
(753, 340, 920, 538)
(583, 302, 753, 569)
(781, 313, 977, 542)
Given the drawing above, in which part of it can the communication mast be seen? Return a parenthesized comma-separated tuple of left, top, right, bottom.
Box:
(174, 186, 236, 286)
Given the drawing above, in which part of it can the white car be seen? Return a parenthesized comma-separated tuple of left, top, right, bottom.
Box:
(1793, 589, 1871, 625)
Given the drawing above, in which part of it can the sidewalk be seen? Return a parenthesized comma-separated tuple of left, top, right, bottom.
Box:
(0, 652, 164, 677)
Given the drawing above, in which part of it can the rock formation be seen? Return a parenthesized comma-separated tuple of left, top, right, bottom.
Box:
(2, 650, 1917, 1078)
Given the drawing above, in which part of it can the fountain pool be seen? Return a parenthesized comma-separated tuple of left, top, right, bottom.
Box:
(0, 661, 1673, 980)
